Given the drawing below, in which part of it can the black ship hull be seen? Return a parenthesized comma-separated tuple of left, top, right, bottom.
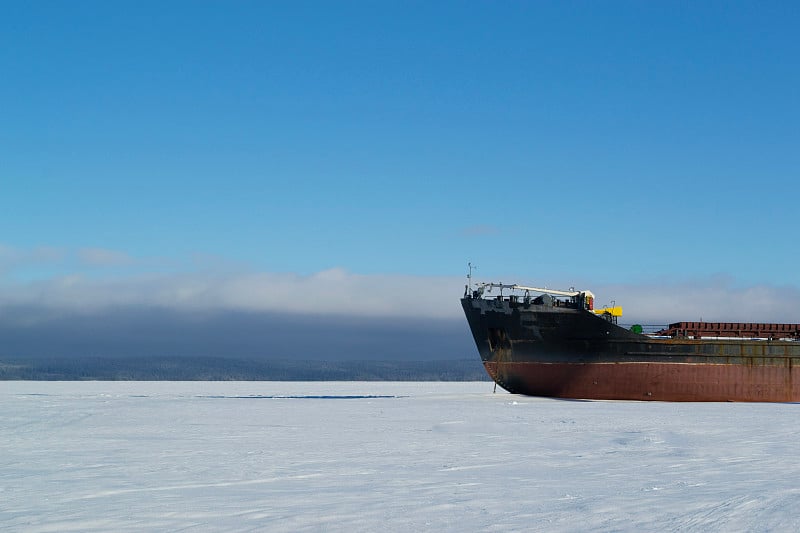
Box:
(461, 296, 800, 402)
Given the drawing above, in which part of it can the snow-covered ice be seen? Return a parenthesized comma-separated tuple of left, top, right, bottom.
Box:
(2, 381, 800, 532)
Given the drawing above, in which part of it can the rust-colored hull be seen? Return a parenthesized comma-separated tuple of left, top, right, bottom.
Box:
(484, 361, 799, 402)
(462, 296, 800, 402)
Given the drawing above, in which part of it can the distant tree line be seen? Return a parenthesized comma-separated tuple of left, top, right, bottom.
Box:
(0, 356, 490, 381)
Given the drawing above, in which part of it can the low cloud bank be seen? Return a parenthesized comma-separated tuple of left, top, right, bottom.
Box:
(1, 261, 799, 360)
(594, 280, 800, 325)
(0, 268, 465, 322)
(1, 267, 798, 325)
(0, 265, 475, 360)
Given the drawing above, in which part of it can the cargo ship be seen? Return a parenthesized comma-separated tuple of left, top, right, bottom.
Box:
(461, 281, 800, 402)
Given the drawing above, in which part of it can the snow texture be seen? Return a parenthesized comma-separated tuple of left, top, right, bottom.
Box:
(3, 381, 800, 532)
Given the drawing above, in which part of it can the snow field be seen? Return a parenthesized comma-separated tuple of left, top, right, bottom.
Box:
(2, 381, 799, 532)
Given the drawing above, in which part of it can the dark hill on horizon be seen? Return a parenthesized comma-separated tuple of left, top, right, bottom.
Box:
(0, 356, 489, 381)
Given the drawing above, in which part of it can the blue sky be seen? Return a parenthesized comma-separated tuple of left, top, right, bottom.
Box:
(1, 1, 799, 326)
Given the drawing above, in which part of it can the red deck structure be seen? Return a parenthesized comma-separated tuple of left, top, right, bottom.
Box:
(655, 321, 800, 340)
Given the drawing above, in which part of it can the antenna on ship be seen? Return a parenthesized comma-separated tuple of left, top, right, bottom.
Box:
(467, 262, 476, 291)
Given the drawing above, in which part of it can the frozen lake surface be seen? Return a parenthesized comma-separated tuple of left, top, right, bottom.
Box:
(3, 381, 800, 532)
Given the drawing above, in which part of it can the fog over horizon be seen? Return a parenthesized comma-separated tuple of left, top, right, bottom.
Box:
(0, 305, 473, 361)
(2, 263, 799, 361)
